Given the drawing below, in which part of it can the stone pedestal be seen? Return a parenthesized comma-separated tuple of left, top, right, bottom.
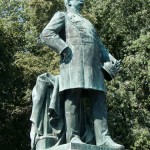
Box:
(36, 136, 58, 150)
(47, 143, 123, 150)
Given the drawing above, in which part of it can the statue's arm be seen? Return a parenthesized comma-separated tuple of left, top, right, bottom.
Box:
(98, 37, 110, 62)
(40, 11, 68, 54)
(98, 38, 120, 66)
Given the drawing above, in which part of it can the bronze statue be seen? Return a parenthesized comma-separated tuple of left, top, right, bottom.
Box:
(30, 0, 124, 149)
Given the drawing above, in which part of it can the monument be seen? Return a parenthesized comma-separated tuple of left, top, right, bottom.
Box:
(30, 0, 124, 149)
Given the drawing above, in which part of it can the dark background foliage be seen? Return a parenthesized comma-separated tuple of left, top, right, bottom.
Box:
(0, 0, 149, 149)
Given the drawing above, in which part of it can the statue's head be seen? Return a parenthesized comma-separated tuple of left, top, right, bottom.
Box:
(64, 0, 84, 11)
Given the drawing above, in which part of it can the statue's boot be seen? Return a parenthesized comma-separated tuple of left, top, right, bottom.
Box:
(65, 89, 83, 143)
(89, 90, 124, 149)
(70, 136, 83, 144)
(101, 138, 124, 149)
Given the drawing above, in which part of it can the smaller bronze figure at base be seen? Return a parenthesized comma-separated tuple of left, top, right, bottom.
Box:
(30, 0, 124, 149)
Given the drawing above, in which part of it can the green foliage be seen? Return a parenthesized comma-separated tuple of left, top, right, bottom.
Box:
(90, 0, 150, 149)
(89, 0, 150, 149)
(0, 1, 31, 149)
(0, 0, 149, 149)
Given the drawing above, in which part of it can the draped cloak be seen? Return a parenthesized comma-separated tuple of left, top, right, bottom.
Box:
(30, 73, 94, 149)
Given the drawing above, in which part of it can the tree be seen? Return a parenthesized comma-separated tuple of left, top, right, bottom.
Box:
(0, 0, 30, 149)
(87, 0, 150, 149)
(0, 0, 149, 149)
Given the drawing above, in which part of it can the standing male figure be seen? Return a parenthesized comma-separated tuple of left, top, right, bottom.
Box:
(40, 0, 124, 149)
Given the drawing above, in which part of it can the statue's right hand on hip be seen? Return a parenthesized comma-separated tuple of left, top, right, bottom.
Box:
(61, 47, 72, 63)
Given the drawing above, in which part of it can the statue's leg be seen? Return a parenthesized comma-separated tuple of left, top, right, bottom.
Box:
(89, 90, 124, 149)
(89, 90, 110, 146)
(64, 89, 82, 143)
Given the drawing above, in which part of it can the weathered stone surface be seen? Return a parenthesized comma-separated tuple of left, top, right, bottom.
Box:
(47, 143, 123, 150)
(36, 136, 58, 150)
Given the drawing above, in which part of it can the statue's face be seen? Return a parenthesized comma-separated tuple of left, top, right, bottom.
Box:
(69, 0, 84, 10)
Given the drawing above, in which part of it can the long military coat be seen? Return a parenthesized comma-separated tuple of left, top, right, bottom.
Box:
(40, 11, 110, 92)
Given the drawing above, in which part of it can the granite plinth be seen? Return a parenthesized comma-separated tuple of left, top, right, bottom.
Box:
(47, 143, 123, 150)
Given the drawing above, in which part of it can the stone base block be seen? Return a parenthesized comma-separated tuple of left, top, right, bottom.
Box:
(36, 136, 57, 150)
(47, 143, 123, 150)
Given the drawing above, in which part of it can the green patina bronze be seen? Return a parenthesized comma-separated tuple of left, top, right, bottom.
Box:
(30, 0, 124, 150)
